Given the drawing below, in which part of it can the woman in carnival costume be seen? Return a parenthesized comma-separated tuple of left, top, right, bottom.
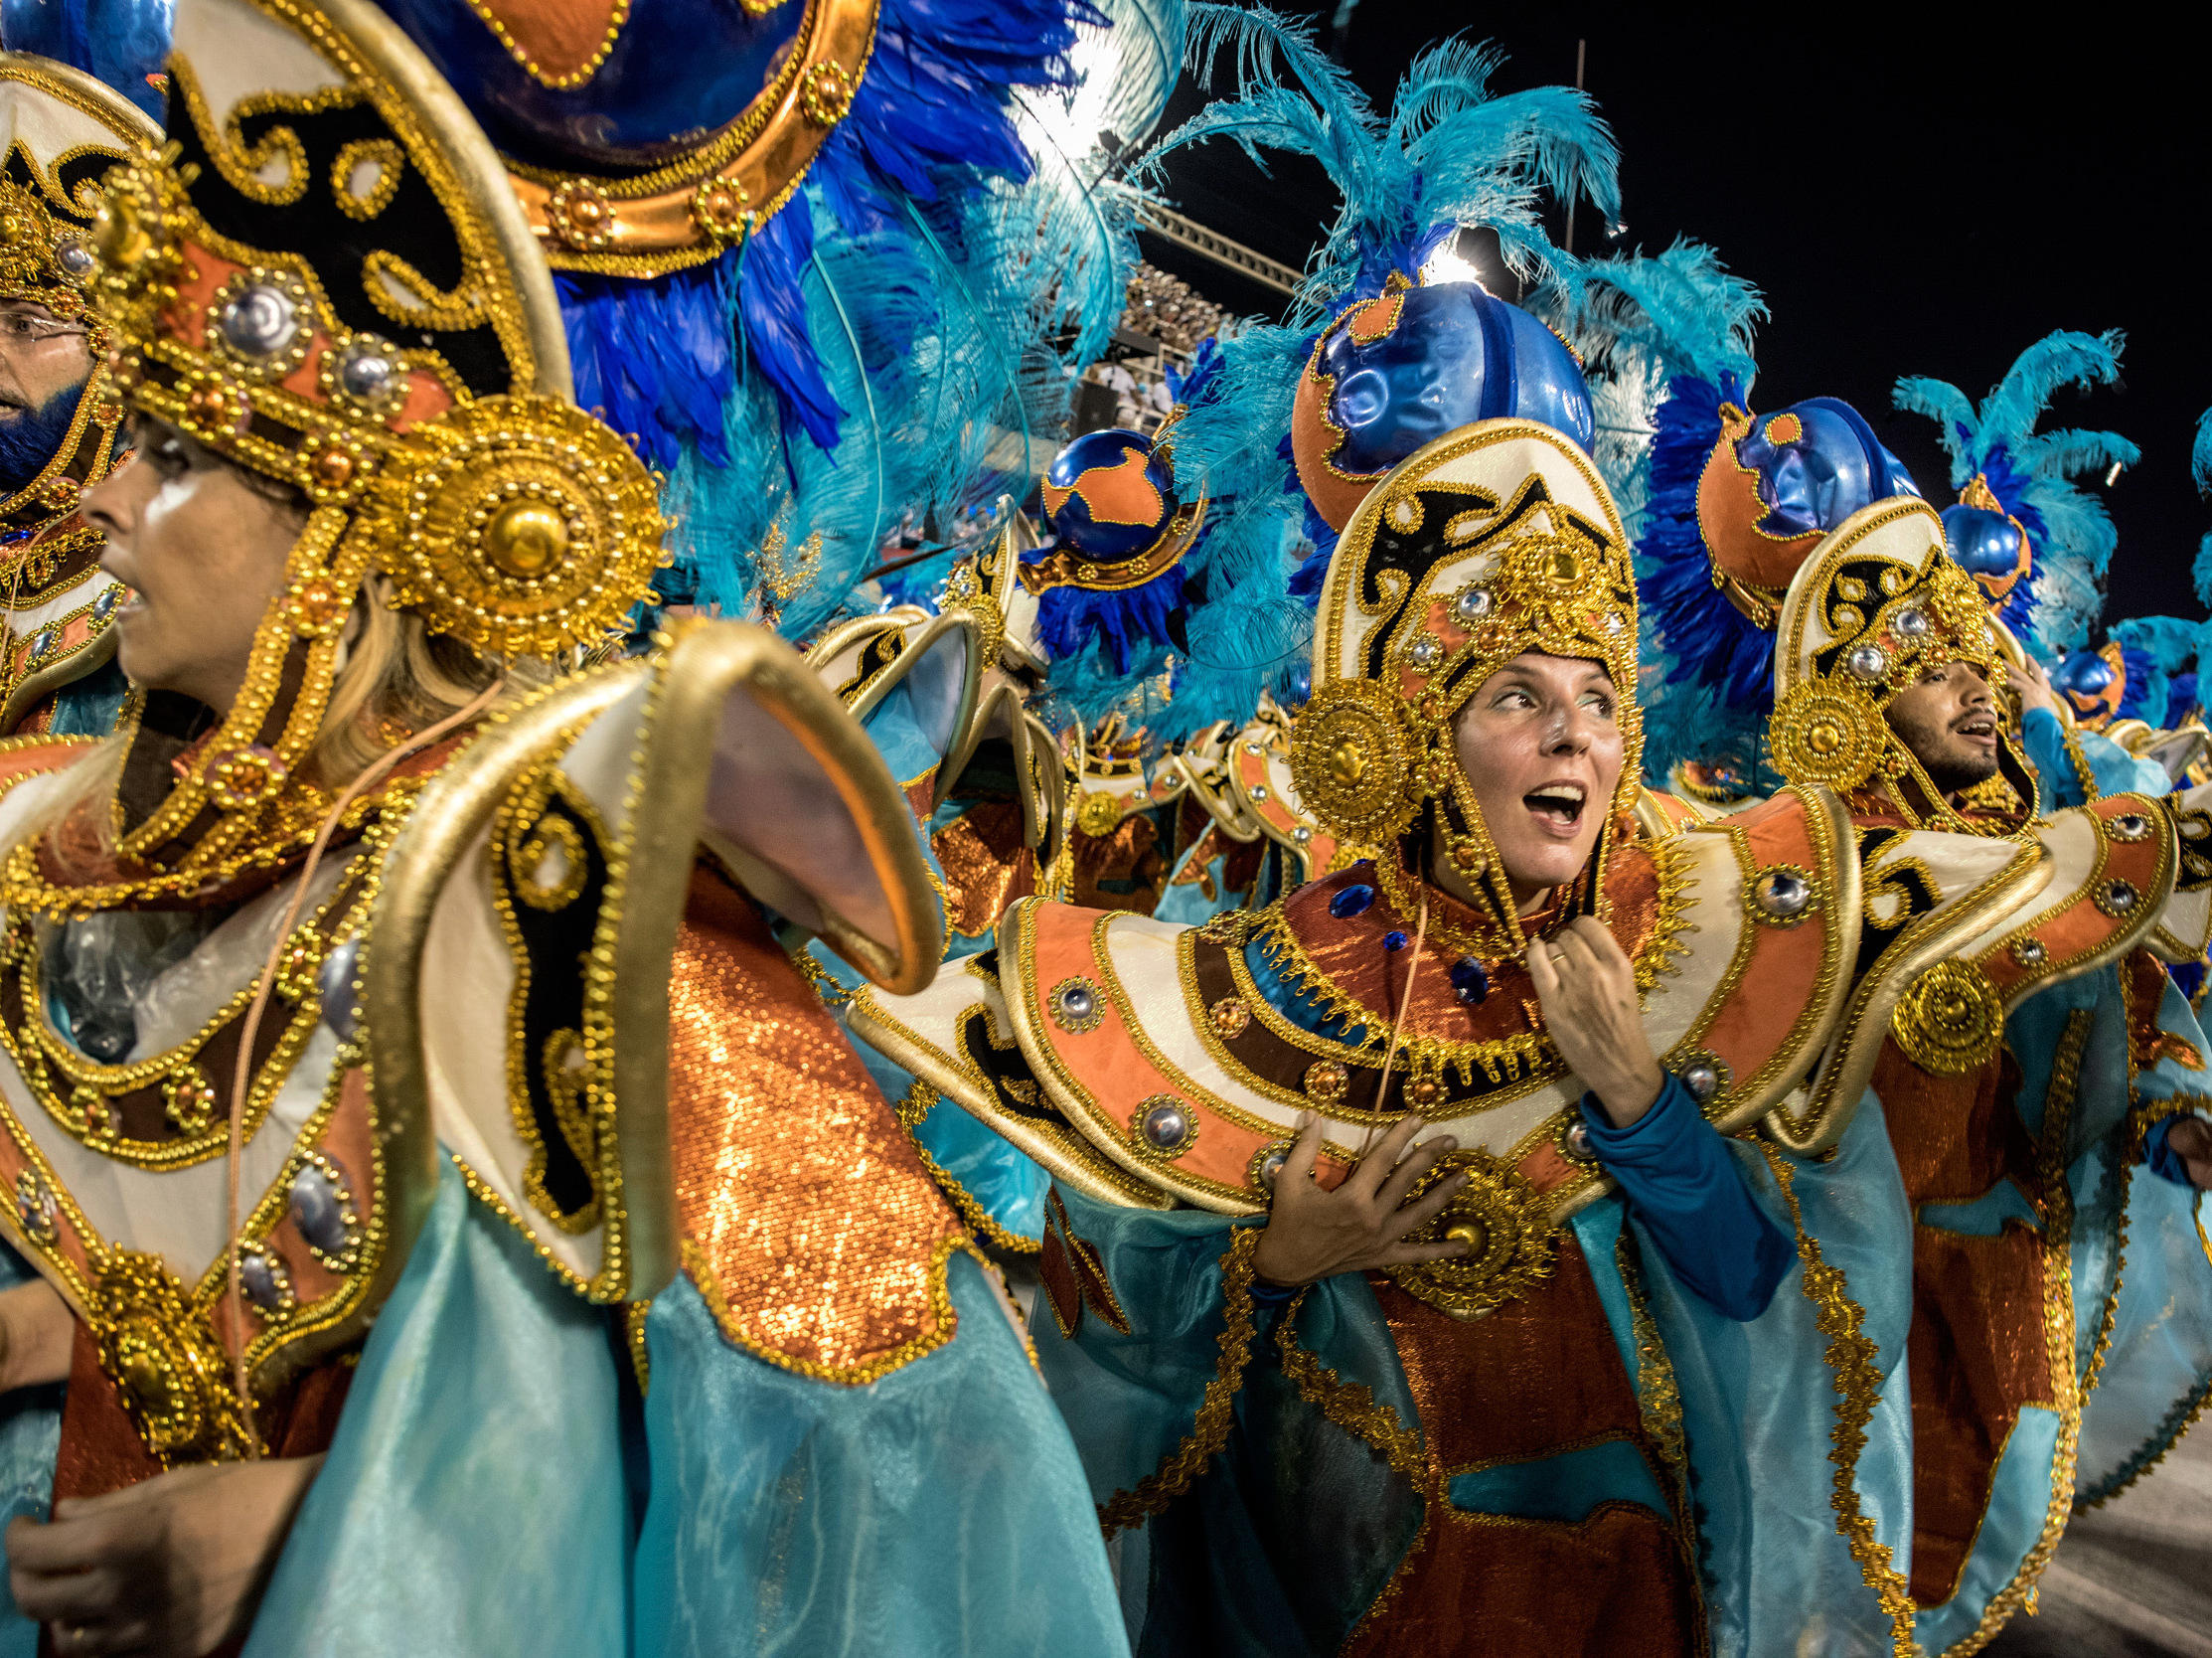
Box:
(821, 1, 1633, 1283)
(0, 48, 150, 740)
(847, 411, 1928, 1656)
(1735, 498, 2212, 1654)
(0, 2, 1127, 1652)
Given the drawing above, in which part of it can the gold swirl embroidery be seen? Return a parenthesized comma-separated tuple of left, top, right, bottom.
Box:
(1096, 1227, 1262, 1537)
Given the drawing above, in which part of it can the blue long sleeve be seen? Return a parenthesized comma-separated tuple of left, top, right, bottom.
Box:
(1579, 1075, 1792, 1321)
(2023, 707, 2170, 811)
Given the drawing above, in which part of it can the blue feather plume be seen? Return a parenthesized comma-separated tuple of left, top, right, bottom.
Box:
(564, 0, 1167, 640)
(1149, 11, 1617, 325)
(1892, 329, 2138, 656)
(1117, 7, 1613, 732)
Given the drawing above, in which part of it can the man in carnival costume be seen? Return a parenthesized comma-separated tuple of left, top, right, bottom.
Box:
(0, 2, 1128, 1652)
(1893, 328, 2171, 808)
(1731, 498, 2212, 1655)
(0, 52, 144, 739)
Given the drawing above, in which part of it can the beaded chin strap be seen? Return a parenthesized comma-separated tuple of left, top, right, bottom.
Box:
(222, 679, 504, 1441)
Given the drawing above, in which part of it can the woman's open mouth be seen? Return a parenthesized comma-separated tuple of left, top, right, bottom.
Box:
(1523, 781, 1587, 836)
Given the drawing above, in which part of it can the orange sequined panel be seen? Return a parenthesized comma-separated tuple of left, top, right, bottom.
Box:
(1341, 1502, 1695, 1658)
(1906, 1224, 2053, 1607)
(1874, 1040, 2030, 1208)
(1372, 1241, 1646, 1472)
(1069, 812, 1167, 914)
(931, 800, 1038, 939)
(667, 868, 970, 1382)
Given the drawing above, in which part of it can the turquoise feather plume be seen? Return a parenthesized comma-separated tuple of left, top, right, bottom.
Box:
(1892, 329, 2139, 657)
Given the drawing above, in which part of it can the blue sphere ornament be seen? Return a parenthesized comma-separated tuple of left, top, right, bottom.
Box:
(2054, 646, 2124, 725)
(1730, 400, 1921, 543)
(1941, 503, 2029, 602)
(1039, 428, 1181, 567)
(1383, 929, 1409, 952)
(1448, 956, 1490, 1006)
(1328, 883, 1377, 919)
(374, 0, 810, 172)
(1292, 282, 1594, 531)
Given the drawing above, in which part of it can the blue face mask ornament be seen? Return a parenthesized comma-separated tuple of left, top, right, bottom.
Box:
(1290, 276, 1596, 534)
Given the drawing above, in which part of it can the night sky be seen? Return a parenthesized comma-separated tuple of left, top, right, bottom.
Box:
(1138, 3, 2208, 636)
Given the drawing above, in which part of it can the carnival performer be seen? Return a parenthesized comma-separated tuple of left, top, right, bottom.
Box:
(0, 52, 144, 740)
(0, 2, 1127, 1653)
(1729, 499, 2212, 1654)
(847, 416, 1902, 1657)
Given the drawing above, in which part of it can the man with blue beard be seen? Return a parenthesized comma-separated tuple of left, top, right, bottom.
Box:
(0, 52, 148, 739)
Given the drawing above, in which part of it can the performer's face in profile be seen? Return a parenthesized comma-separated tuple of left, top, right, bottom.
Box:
(1450, 652, 1624, 912)
(83, 414, 309, 714)
(1884, 660, 2000, 799)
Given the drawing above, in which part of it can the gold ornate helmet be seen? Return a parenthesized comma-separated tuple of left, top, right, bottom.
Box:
(1287, 416, 1640, 947)
(56, 0, 667, 898)
(1768, 497, 2031, 830)
(0, 54, 155, 555)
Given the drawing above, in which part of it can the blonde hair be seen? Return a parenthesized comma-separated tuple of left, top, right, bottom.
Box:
(31, 571, 552, 866)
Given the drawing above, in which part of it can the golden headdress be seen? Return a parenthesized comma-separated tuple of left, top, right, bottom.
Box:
(0, 54, 154, 545)
(36, 0, 668, 906)
(1769, 497, 2029, 831)
(1288, 416, 1639, 950)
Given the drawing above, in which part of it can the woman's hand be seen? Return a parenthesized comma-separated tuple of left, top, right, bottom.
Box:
(2165, 1116, 2212, 1189)
(6, 1454, 325, 1657)
(2004, 659, 2062, 722)
(0, 1280, 73, 1393)
(1527, 916, 1664, 1129)
(1252, 1111, 1470, 1289)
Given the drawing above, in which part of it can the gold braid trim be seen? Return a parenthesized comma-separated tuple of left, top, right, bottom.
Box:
(2061, 727, 2104, 807)
(1096, 1227, 1262, 1538)
(623, 1302, 651, 1396)
(895, 1079, 1042, 1256)
(1755, 1144, 1920, 1656)
(1272, 1293, 1428, 1481)
(1945, 1010, 2091, 1656)
(1274, 1287, 1431, 1638)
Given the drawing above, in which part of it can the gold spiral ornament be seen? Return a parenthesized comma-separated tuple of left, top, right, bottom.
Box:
(369, 397, 670, 658)
(1381, 1148, 1554, 1319)
(1889, 958, 2003, 1077)
(1769, 681, 1889, 789)
(1287, 677, 1425, 845)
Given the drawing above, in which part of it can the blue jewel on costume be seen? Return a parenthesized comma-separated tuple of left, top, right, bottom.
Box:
(1330, 883, 1376, 919)
(1383, 929, 1409, 951)
(1449, 956, 1490, 1006)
